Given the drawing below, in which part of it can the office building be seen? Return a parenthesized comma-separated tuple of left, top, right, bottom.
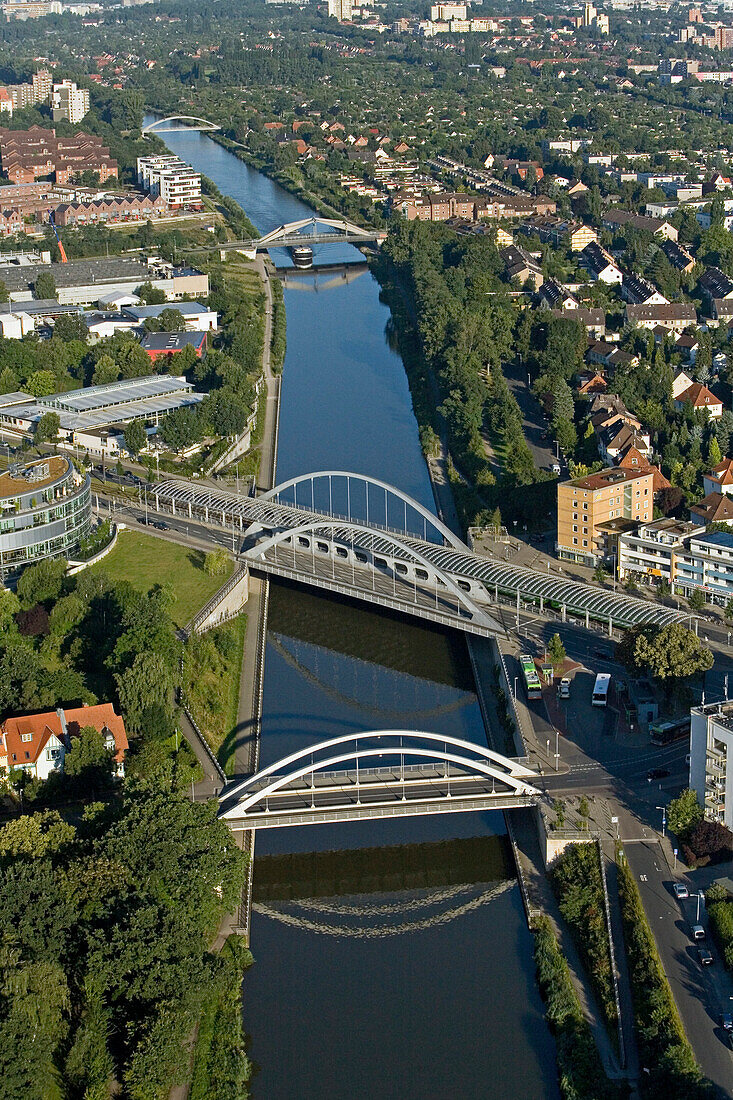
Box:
(689, 702, 733, 830)
(52, 80, 90, 124)
(557, 466, 654, 566)
(0, 456, 91, 576)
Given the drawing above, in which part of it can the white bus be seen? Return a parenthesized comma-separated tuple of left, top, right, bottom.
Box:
(592, 673, 611, 707)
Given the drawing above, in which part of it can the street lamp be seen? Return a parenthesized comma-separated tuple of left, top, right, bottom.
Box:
(554, 728, 560, 772)
(655, 805, 666, 838)
(514, 676, 519, 699)
(696, 890, 705, 922)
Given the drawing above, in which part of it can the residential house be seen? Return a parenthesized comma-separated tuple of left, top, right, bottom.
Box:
(711, 299, 733, 323)
(603, 210, 678, 241)
(625, 302, 697, 332)
(690, 492, 733, 525)
(672, 369, 695, 399)
(674, 333, 700, 363)
(599, 421, 652, 465)
(550, 307, 605, 338)
(537, 279, 579, 310)
(703, 457, 733, 497)
(579, 241, 623, 284)
(674, 381, 723, 417)
(618, 448, 671, 493)
(518, 216, 598, 252)
(618, 518, 705, 584)
(576, 371, 608, 394)
(500, 244, 543, 289)
(659, 238, 696, 274)
(620, 272, 668, 306)
(0, 702, 128, 780)
(699, 266, 733, 302)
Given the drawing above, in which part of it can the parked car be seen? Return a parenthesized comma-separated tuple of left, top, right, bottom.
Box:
(647, 768, 670, 781)
(697, 947, 713, 966)
(672, 883, 689, 900)
(558, 677, 571, 700)
(692, 924, 706, 941)
(721, 1013, 733, 1031)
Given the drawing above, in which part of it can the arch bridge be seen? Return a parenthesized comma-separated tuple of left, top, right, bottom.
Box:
(151, 470, 688, 637)
(201, 215, 387, 258)
(218, 731, 541, 829)
(142, 115, 222, 134)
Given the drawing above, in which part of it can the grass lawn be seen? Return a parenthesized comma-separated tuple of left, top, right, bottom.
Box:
(92, 529, 233, 628)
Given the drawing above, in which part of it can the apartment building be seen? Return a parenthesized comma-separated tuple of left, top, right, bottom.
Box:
(137, 154, 202, 210)
(557, 466, 654, 565)
(52, 80, 90, 124)
(0, 127, 117, 185)
(618, 518, 704, 582)
(689, 702, 733, 830)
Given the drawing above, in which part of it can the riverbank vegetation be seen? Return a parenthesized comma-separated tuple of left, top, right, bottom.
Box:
(189, 936, 254, 1100)
(551, 842, 618, 1040)
(270, 275, 287, 373)
(617, 856, 711, 1099)
(182, 616, 247, 774)
(533, 916, 619, 1100)
(0, 783, 247, 1099)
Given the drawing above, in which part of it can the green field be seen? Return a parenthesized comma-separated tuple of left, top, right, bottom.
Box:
(92, 529, 233, 628)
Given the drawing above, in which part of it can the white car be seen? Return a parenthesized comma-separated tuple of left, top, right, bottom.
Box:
(672, 882, 689, 900)
(558, 677, 571, 700)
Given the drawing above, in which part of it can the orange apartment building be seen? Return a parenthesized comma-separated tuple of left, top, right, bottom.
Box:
(557, 466, 655, 566)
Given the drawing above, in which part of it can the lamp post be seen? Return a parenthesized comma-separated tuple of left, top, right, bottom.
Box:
(696, 890, 704, 922)
(655, 805, 666, 838)
(514, 676, 519, 699)
(554, 728, 560, 772)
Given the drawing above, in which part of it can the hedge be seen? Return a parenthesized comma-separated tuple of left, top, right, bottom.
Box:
(617, 857, 711, 1099)
(551, 843, 618, 1038)
(533, 916, 618, 1100)
(189, 936, 254, 1100)
(705, 884, 733, 970)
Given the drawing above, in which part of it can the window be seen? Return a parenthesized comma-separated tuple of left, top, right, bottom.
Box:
(20, 733, 32, 743)
(572, 537, 578, 545)
(24, 751, 29, 760)
(582, 539, 588, 547)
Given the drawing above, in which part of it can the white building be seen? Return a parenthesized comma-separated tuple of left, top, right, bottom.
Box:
(137, 154, 202, 210)
(675, 531, 733, 603)
(52, 80, 90, 124)
(618, 518, 705, 583)
(122, 301, 218, 331)
(689, 702, 733, 831)
(327, 0, 352, 16)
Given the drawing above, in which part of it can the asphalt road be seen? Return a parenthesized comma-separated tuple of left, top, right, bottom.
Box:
(622, 841, 733, 1094)
(502, 358, 559, 473)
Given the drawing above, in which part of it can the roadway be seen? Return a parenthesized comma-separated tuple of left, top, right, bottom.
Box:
(502, 358, 560, 473)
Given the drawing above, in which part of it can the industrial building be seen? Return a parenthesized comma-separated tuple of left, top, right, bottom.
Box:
(0, 255, 208, 306)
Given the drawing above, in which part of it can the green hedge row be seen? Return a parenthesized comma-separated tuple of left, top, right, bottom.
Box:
(534, 916, 618, 1100)
(617, 857, 711, 1099)
(551, 843, 618, 1038)
(705, 884, 733, 969)
(270, 277, 287, 374)
(189, 936, 254, 1100)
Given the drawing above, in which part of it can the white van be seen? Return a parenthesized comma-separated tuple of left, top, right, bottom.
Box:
(691, 924, 706, 941)
(558, 677, 571, 700)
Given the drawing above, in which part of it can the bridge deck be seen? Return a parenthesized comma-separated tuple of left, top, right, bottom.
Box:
(152, 479, 687, 632)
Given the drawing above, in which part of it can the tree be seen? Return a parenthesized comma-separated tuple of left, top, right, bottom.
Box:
(204, 549, 229, 576)
(158, 308, 186, 331)
(201, 390, 248, 437)
(725, 596, 733, 625)
(632, 623, 713, 683)
(34, 272, 57, 300)
(26, 369, 56, 398)
(0, 278, 8, 303)
(63, 725, 114, 791)
(158, 407, 202, 453)
(135, 281, 167, 305)
(54, 314, 87, 343)
(123, 419, 146, 457)
(92, 354, 119, 386)
(688, 588, 705, 612)
(116, 340, 151, 380)
(683, 818, 733, 865)
(548, 633, 566, 670)
(667, 788, 703, 838)
(115, 652, 174, 732)
(16, 557, 67, 607)
(34, 411, 60, 445)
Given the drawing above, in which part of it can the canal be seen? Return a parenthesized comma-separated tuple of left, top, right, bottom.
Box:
(145, 121, 558, 1099)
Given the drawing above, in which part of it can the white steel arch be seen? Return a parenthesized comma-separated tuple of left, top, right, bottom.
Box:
(221, 729, 538, 809)
(245, 519, 498, 631)
(256, 215, 374, 247)
(257, 470, 467, 550)
(142, 115, 221, 133)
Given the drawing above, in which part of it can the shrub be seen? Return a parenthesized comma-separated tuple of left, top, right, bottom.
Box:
(682, 819, 733, 868)
(706, 888, 733, 970)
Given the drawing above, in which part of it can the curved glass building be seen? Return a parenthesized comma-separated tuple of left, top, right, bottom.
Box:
(0, 456, 91, 576)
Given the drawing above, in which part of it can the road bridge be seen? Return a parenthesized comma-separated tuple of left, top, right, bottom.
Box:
(218, 730, 541, 830)
(151, 471, 688, 637)
(188, 215, 386, 258)
(142, 115, 222, 134)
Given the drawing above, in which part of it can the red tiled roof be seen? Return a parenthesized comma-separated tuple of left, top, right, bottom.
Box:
(690, 492, 733, 523)
(0, 703, 128, 767)
(676, 382, 721, 408)
(709, 457, 733, 487)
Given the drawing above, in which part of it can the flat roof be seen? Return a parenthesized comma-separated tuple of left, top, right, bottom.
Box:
(42, 374, 193, 413)
(563, 467, 653, 491)
(5, 392, 204, 432)
(0, 257, 203, 295)
(0, 390, 33, 407)
(123, 302, 207, 320)
(0, 455, 68, 499)
(690, 530, 733, 549)
(140, 331, 207, 351)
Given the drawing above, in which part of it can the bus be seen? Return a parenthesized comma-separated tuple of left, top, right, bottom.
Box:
(592, 673, 611, 707)
(649, 718, 691, 746)
(519, 654, 542, 701)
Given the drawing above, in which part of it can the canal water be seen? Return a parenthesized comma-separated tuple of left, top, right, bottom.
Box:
(145, 120, 558, 1099)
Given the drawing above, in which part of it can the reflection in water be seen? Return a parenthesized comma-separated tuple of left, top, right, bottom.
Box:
(269, 634, 475, 724)
(277, 262, 370, 290)
(254, 880, 514, 938)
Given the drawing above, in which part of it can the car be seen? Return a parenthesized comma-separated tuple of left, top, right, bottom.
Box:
(593, 648, 613, 661)
(558, 677, 571, 700)
(647, 768, 670, 781)
(721, 1013, 733, 1031)
(697, 947, 713, 966)
(673, 883, 689, 899)
(153, 521, 169, 531)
